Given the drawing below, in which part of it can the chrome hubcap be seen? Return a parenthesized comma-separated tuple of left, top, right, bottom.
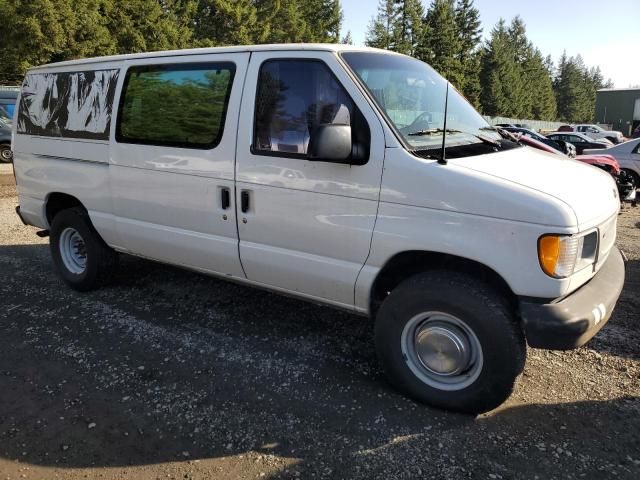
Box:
(401, 312, 483, 391)
(59, 227, 87, 274)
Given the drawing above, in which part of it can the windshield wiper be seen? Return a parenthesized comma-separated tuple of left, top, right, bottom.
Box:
(409, 127, 501, 148)
(407, 128, 462, 136)
(480, 126, 519, 143)
(470, 132, 502, 147)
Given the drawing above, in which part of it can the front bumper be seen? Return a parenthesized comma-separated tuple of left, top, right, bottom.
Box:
(15, 205, 28, 225)
(520, 247, 625, 350)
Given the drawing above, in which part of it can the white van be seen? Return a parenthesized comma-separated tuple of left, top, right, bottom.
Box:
(12, 44, 625, 413)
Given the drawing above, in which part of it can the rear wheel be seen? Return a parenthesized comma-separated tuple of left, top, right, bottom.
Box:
(50, 207, 118, 291)
(0, 144, 12, 163)
(375, 270, 525, 414)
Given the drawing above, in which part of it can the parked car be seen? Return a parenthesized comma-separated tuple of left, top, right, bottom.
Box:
(546, 132, 612, 154)
(0, 90, 18, 119)
(557, 125, 574, 132)
(515, 134, 634, 201)
(501, 127, 576, 156)
(0, 116, 12, 163)
(584, 138, 640, 196)
(575, 124, 624, 144)
(12, 44, 625, 414)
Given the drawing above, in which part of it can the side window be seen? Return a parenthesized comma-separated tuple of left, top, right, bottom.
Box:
(253, 59, 370, 162)
(116, 62, 235, 149)
(570, 135, 584, 143)
(632, 143, 640, 154)
(18, 69, 119, 140)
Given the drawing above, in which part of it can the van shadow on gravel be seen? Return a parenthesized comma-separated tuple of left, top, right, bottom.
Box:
(1, 244, 639, 478)
(590, 258, 640, 362)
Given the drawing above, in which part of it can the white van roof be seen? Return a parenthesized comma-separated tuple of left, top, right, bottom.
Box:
(29, 44, 394, 72)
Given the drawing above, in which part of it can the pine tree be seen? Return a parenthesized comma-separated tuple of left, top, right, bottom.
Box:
(365, 0, 397, 50)
(524, 49, 557, 120)
(418, 0, 463, 88)
(553, 52, 603, 122)
(193, 0, 259, 46)
(454, 0, 482, 107)
(262, 0, 311, 43)
(479, 19, 522, 117)
(341, 30, 354, 45)
(393, 0, 425, 56)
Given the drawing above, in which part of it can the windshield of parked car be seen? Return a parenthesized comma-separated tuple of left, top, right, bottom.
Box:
(341, 52, 505, 158)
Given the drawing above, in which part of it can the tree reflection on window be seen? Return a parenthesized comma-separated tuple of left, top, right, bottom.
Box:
(118, 63, 235, 148)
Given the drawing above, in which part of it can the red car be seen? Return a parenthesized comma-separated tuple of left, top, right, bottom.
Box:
(557, 125, 574, 132)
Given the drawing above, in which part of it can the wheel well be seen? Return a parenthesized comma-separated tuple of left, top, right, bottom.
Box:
(622, 168, 640, 184)
(369, 251, 516, 317)
(45, 193, 85, 226)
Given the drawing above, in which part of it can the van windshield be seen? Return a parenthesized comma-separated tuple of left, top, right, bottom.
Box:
(341, 52, 510, 159)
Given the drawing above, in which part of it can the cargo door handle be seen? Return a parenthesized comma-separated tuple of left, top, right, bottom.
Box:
(241, 191, 250, 213)
(221, 188, 230, 210)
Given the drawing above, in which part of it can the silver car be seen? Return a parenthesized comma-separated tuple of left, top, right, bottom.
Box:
(584, 138, 640, 190)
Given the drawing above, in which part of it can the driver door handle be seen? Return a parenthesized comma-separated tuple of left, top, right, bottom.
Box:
(241, 190, 250, 213)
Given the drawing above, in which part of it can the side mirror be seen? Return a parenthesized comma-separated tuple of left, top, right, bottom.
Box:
(308, 124, 352, 163)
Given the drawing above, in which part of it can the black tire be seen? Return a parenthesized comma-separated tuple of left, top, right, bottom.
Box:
(623, 169, 639, 189)
(375, 270, 526, 414)
(49, 207, 118, 291)
(0, 144, 12, 163)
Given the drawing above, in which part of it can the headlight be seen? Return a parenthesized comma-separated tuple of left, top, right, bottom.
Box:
(538, 231, 598, 278)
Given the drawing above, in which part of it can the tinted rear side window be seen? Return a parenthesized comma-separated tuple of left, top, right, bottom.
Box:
(116, 63, 235, 149)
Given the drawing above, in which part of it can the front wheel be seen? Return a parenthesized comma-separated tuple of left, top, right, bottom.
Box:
(375, 270, 525, 414)
(50, 207, 118, 291)
(0, 145, 12, 163)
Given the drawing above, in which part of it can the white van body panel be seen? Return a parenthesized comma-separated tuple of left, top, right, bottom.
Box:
(235, 50, 385, 305)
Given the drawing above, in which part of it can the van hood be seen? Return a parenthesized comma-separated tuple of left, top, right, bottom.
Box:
(451, 146, 619, 227)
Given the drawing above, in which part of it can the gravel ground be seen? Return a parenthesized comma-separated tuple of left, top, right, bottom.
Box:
(0, 162, 639, 479)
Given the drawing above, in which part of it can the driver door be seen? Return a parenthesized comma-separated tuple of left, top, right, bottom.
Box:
(234, 51, 385, 307)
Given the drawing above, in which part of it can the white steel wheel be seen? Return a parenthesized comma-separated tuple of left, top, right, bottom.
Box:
(401, 312, 483, 391)
(59, 227, 88, 274)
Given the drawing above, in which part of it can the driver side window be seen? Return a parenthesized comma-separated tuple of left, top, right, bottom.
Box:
(253, 59, 370, 162)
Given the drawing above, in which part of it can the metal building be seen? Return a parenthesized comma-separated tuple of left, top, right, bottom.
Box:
(595, 88, 640, 137)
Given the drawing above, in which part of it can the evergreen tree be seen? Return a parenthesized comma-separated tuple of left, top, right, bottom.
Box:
(261, 0, 310, 43)
(479, 19, 521, 117)
(365, 0, 397, 50)
(393, 0, 425, 56)
(320, 0, 344, 42)
(524, 49, 557, 120)
(553, 52, 605, 122)
(341, 30, 354, 45)
(454, 0, 482, 107)
(193, 0, 259, 46)
(418, 0, 463, 88)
